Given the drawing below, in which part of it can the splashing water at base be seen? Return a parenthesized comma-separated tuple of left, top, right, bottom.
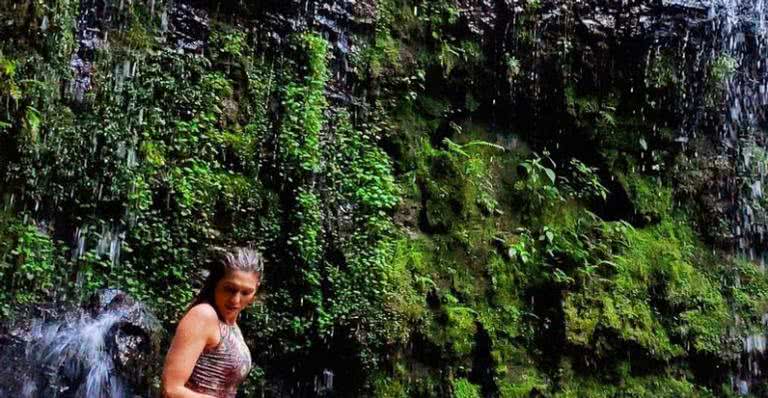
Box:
(23, 312, 128, 398)
(0, 290, 161, 398)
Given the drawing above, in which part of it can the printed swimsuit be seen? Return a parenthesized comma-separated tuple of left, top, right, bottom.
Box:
(186, 321, 252, 398)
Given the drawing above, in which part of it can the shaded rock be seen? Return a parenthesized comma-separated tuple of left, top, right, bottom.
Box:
(0, 289, 162, 398)
(458, 0, 498, 36)
(168, 0, 210, 53)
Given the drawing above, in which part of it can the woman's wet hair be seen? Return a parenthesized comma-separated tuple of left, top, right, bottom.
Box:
(188, 247, 264, 317)
(219, 247, 265, 275)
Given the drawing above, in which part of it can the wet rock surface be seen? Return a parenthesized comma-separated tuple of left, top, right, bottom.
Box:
(168, 0, 210, 53)
(0, 289, 162, 398)
(3, 0, 768, 394)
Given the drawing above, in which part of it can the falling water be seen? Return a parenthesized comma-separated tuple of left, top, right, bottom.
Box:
(95, 224, 125, 267)
(713, 0, 768, 393)
(68, 0, 104, 102)
(22, 313, 128, 398)
(313, 369, 334, 396)
(0, 290, 162, 398)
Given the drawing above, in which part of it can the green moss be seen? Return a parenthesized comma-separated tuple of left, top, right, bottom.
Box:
(372, 375, 409, 398)
(497, 367, 547, 398)
(110, 16, 154, 50)
(356, 26, 403, 78)
(563, 217, 731, 360)
(619, 174, 673, 222)
(414, 135, 510, 233)
(1, 0, 763, 395)
(557, 375, 708, 398)
(386, 237, 432, 325)
(452, 378, 481, 398)
(443, 304, 478, 357)
(478, 255, 527, 346)
(647, 54, 679, 89)
(730, 257, 768, 328)
(699, 54, 735, 107)
(709, 55, 737, 84)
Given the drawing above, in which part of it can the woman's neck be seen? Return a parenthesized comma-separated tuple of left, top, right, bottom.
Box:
(217, 309, 237, 326)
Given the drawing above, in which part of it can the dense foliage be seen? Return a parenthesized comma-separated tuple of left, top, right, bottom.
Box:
(1, 0, 767, 397)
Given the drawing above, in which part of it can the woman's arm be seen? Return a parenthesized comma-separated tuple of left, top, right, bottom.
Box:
(161, 304, 220, 398)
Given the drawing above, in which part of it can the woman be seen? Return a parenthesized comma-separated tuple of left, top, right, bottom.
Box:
(162, 247, 263, 398)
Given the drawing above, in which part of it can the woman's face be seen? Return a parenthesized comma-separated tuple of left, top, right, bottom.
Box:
(214, 270, 260, 323)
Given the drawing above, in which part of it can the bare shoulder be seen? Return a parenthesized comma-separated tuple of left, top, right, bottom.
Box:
(162, 303, 221, 390)
(177, 303, 220, 343)
(183, 303, 219, 323)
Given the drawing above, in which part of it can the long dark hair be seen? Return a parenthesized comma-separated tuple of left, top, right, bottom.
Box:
(188, 247, 264, 319)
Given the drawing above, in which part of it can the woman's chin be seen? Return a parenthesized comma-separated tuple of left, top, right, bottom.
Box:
(223, 308, 240, 318)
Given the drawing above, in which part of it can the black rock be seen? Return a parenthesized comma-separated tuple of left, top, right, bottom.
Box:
(0, 289, 162, 398)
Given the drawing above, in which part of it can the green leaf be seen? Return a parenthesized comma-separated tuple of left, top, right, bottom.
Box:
(544, 168, 556, 184)
(461, 140, 506, 152)
(0, 58, 16, 76)
(24, 106, 41, 143)
(442, 138, 470, 158)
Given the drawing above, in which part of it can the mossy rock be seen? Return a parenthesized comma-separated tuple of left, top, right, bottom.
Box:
(420, 152, 465, 232)
(452, 378, 481, 398)
(617, 174, 673, 224)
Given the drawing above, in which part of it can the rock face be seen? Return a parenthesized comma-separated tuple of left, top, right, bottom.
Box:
(4, 0, 768, 395)
(0, 290, 162, 398)
(455, 0, 765, 244)
(455, 0, 767, 391)
(168, 0, 210, 53)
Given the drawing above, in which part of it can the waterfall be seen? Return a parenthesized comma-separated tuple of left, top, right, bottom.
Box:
(23, 312, 129, 398)
(0, 290, 161, 398)
(713, 0, 768, 393)
(68, 0, 103, 102)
